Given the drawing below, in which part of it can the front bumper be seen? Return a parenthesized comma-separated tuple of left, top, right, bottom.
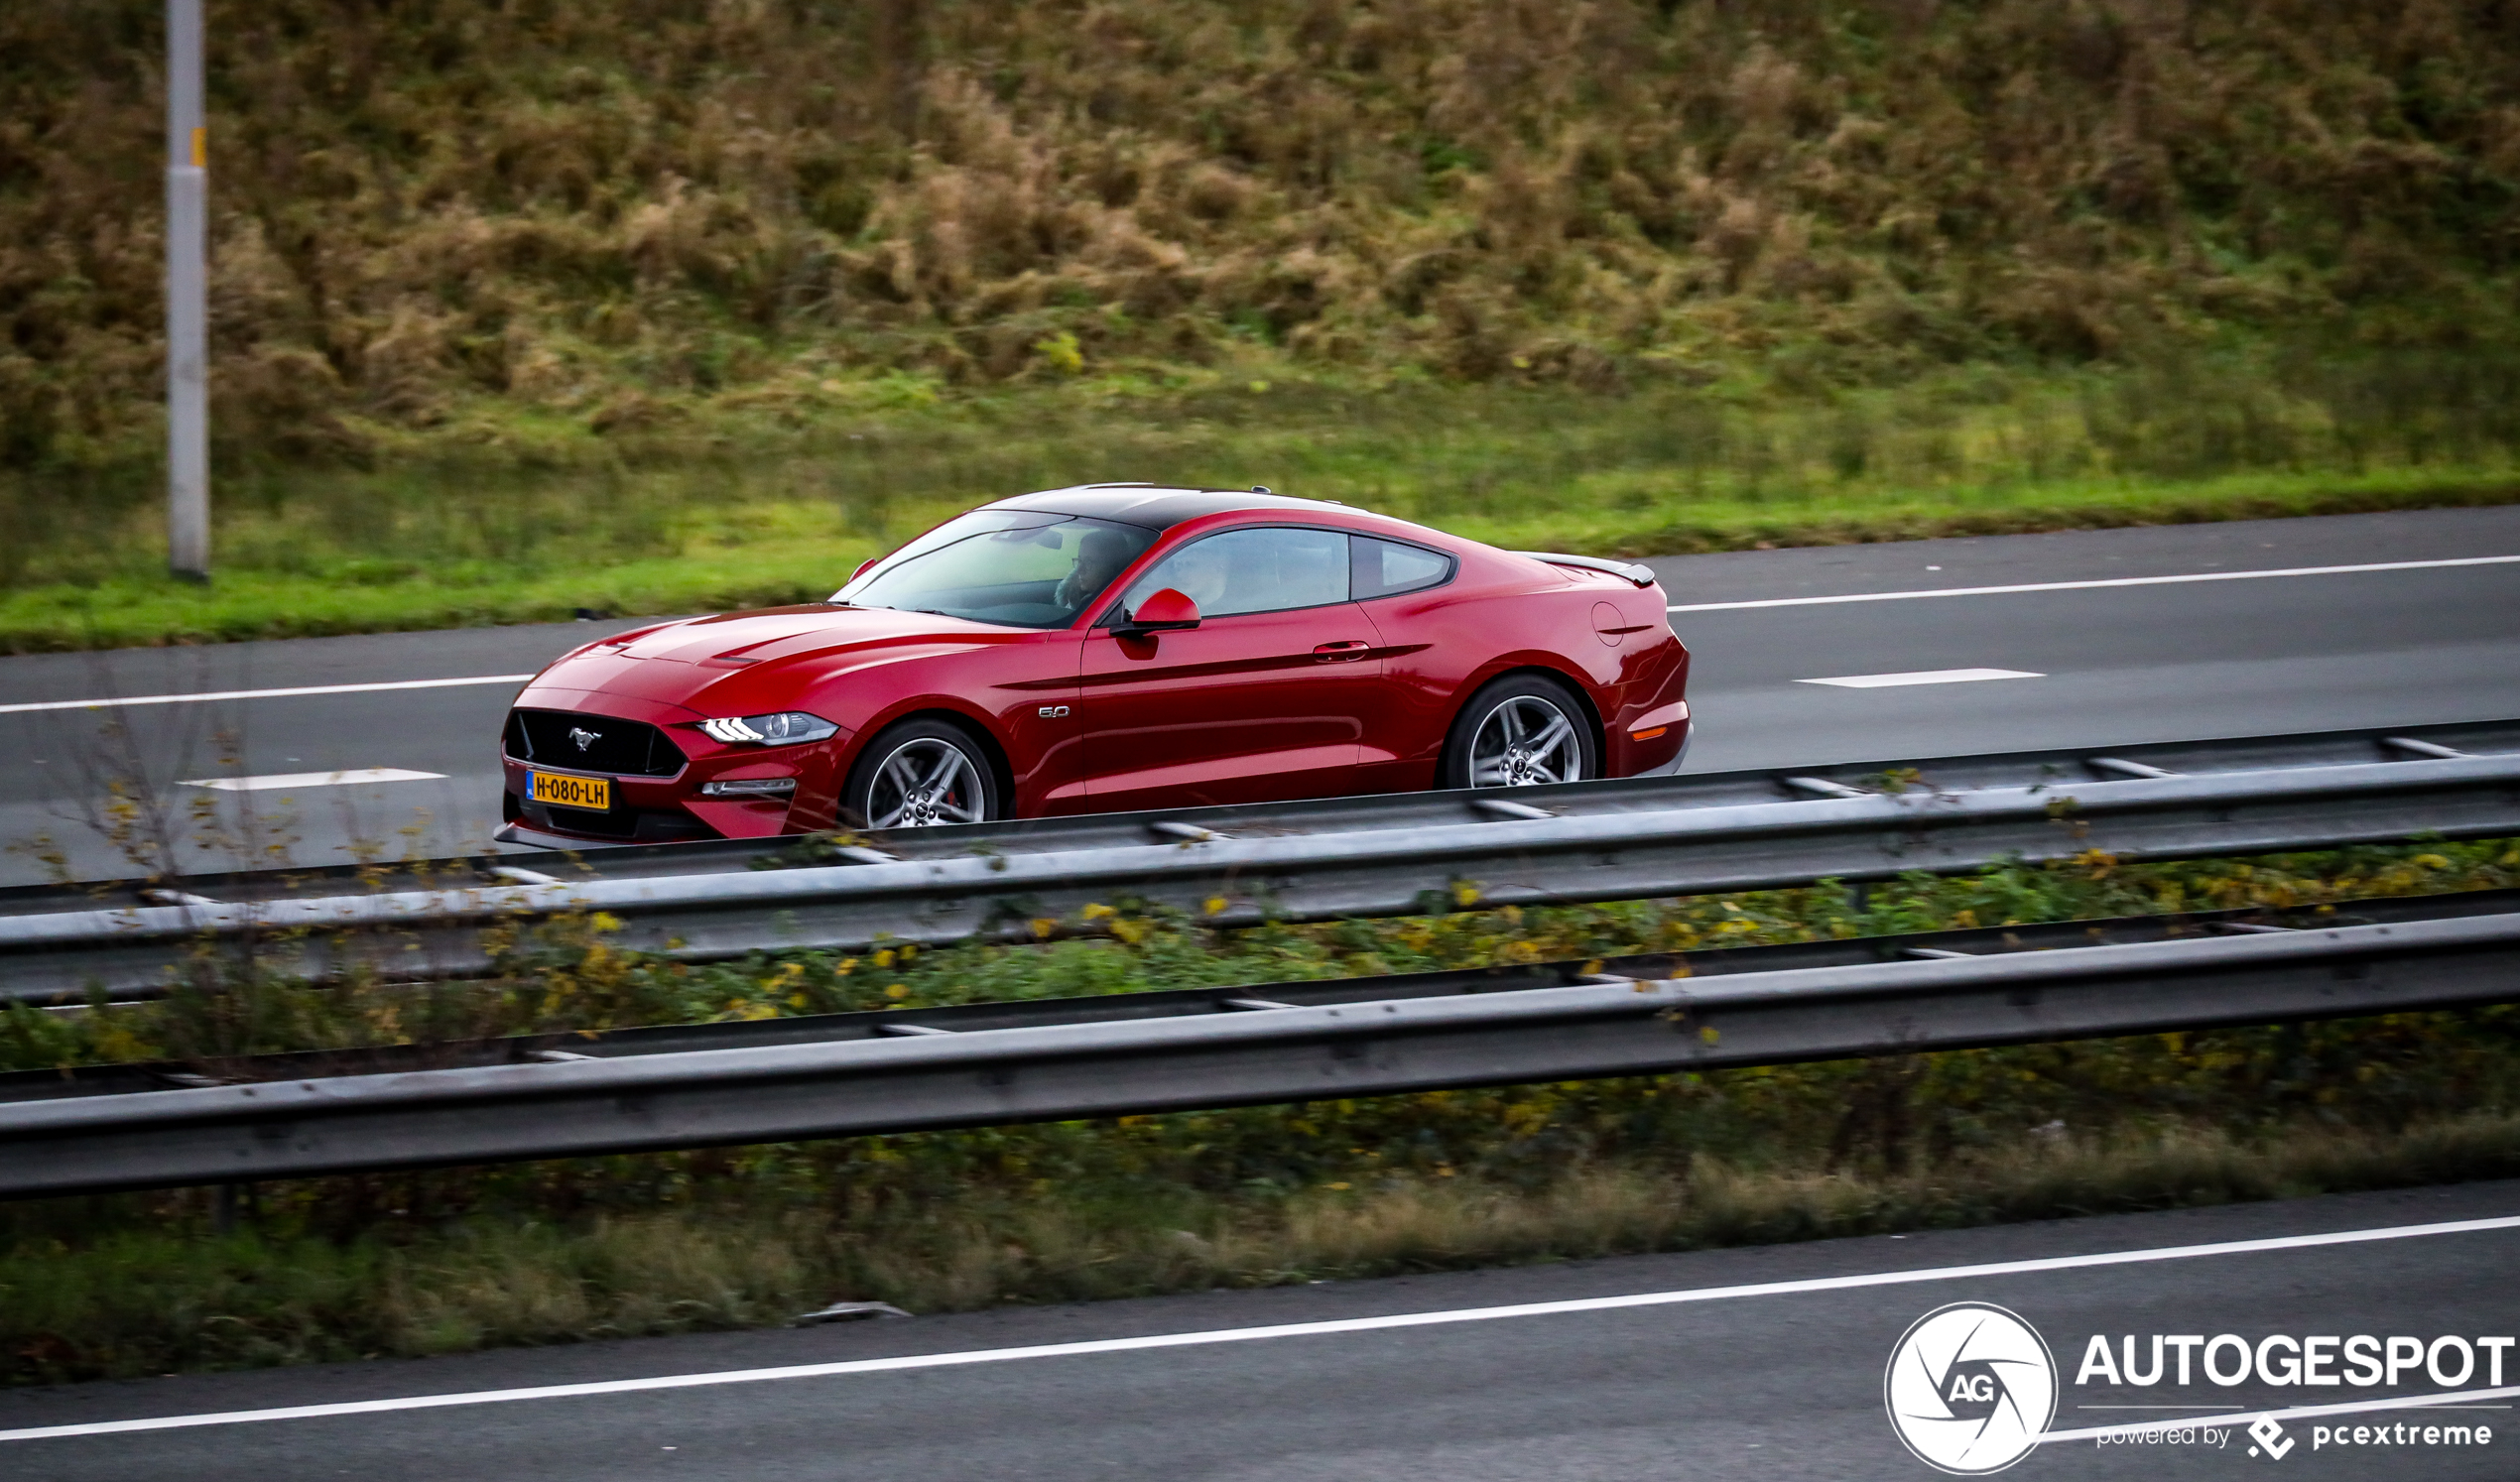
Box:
(500, 693, 848, 845)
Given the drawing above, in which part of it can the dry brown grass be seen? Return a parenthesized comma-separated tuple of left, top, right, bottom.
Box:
(15, 1111, 2520, 1382)
(368, 1113, 2520, 1345)
(5, 0, 2517, 472)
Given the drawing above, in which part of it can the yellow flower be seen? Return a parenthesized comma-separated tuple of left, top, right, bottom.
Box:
(873, 948, 895, 968)
(1030, 917, 1059, 939)
(1081, 903, 1116, 921)
(1203, 896, 1229, 917)
(884, 983, 909, 1000)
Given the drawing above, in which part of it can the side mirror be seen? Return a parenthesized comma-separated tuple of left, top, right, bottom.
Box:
(1119, 587, 1200, 634)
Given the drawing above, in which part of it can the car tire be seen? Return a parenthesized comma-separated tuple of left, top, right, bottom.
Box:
(1439, 674, 1599, 791)
(843, 717, 1003, 829)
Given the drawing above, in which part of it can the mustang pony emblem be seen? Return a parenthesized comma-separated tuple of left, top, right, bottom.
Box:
(568, 726, 600, 752)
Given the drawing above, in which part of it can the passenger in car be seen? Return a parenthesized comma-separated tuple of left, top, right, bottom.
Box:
(1164, 536, 1233, 611)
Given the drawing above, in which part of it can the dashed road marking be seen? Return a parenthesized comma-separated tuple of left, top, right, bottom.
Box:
(1798, 668, 2045, 688)
(181, 768, 448, 792)
(0, 675, 535, 716)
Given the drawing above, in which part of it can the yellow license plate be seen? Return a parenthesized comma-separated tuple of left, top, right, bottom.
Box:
(531, 772, 611, 810)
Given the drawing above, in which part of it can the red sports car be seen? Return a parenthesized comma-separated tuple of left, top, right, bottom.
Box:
(498, 485, 1691, 844)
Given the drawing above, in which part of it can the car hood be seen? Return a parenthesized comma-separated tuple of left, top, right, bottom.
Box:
(526, 605, 1030, 708)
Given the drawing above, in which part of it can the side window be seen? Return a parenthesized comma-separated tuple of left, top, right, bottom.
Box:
(1117, 527, 1352, 618)
(1351, 536, 1454, 600)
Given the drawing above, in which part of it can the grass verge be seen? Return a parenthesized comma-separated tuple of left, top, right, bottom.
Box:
(10, 1114, 2520, 1385)
(6, 355, 2518, 651)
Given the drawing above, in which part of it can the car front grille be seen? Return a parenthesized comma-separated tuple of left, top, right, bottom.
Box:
(505, 709, 687, 778)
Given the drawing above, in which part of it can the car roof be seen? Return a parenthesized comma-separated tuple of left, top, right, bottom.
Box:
(990, 484, 1361, 531)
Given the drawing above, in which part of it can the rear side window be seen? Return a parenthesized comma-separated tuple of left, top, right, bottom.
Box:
(1117, 526, 1353, 618)
(1351, 537, 1454, 600)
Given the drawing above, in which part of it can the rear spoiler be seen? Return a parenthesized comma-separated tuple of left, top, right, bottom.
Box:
(1515, 552, 1659, 588)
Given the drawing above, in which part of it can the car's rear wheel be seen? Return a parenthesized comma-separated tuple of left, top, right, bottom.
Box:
(845, 718, 1001, 828)
(1440, 674, 1597, 790)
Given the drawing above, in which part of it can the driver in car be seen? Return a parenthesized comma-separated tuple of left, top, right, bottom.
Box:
(1056, 526, 1141, 615)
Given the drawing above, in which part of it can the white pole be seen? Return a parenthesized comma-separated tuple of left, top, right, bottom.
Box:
(166, 0, 208, 580)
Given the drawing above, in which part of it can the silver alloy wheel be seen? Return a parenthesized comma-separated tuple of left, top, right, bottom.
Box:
(866, 736, 985, 827)
(1467, 694, 1582, 787)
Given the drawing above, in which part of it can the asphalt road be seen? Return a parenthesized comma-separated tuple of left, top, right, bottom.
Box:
(5, 1180, 2516, 1479)
(2, 504, 2515, 885)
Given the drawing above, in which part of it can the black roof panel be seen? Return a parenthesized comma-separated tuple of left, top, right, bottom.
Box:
(991, 484, 1350, 530)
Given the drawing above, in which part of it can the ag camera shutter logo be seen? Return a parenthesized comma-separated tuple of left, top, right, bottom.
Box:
(1885, 1302, 2060, 1474)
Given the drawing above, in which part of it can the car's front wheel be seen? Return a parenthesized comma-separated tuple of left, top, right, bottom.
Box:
(843, 717, 1002, 829)
(1439, 674, 1598, 790)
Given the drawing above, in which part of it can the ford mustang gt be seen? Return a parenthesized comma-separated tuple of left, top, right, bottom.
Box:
(497, 484, 1691, 844)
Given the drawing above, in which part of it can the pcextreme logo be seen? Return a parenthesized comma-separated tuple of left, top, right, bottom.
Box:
(1885, 1302, 2061, 1474)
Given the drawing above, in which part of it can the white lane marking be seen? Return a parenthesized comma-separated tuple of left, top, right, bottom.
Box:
(4, 1212, 2514, 1444)
(1799, 668, 2044, 688)
(181, 769, 447, 793)
(2040, 1385, 2520, 1445)
(1665, 553, 2520, 613)
(0, 675, 536, 716)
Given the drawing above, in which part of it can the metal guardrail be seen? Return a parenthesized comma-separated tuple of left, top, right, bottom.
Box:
(7, 718, 2516, 916)
(11, 889, 2507, 1101)
(3, 891, 2513, 1197)
(4, 730, 2518, 1000)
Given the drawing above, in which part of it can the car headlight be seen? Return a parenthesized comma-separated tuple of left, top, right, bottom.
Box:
(699, 711, 839, 746)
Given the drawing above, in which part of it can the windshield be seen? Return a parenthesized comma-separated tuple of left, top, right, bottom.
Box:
(835, 512, 1158, 628)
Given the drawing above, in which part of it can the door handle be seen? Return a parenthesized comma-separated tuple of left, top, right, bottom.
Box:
(1313, 640, 1372, 662)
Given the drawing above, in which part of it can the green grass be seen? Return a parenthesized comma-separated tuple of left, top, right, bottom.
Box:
(7, 353, 2518, 651)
